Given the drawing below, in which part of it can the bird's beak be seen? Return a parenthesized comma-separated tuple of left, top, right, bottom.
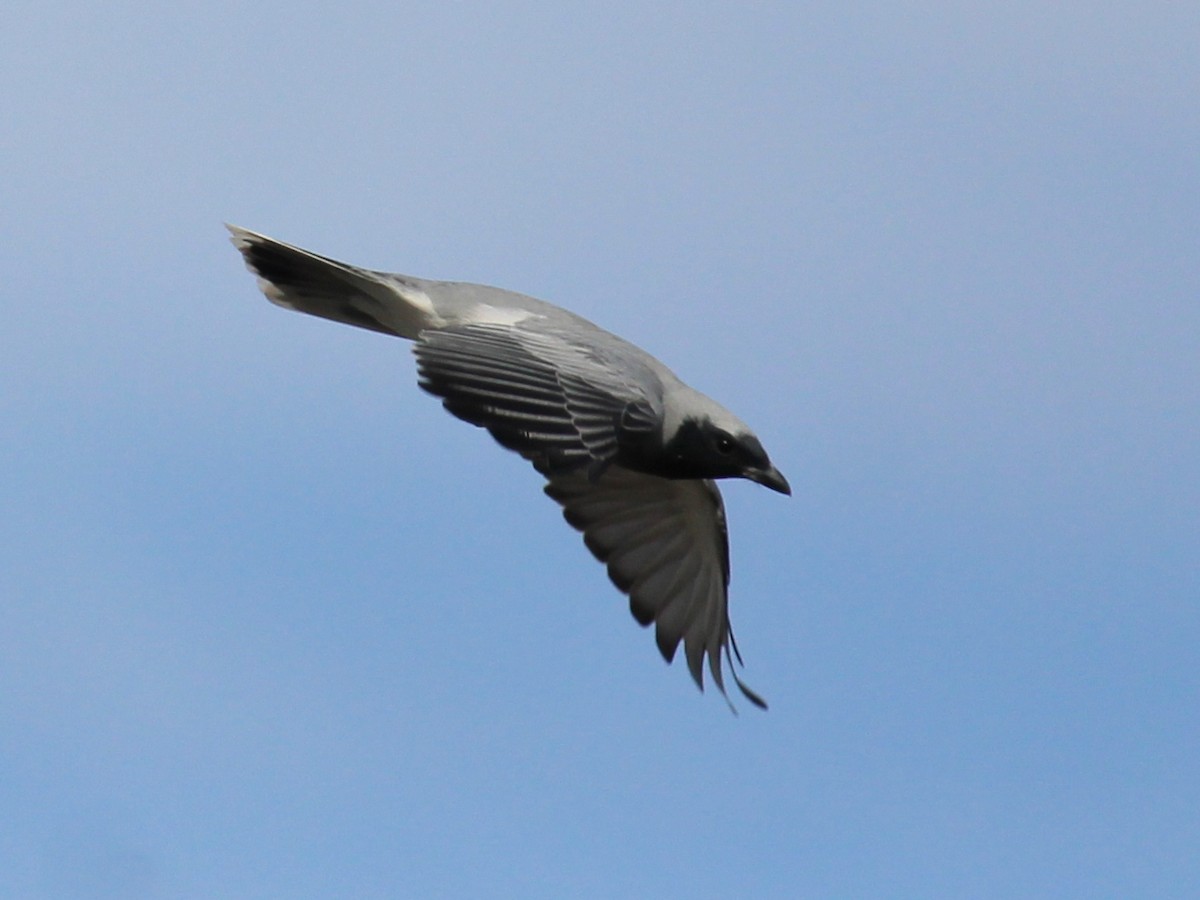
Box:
(746, 464, 791, 495)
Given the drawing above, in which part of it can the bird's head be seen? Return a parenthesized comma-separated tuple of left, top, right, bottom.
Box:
(660, 415, 791, 495)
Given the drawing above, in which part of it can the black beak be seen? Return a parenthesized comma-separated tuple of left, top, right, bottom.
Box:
(746, 464, 791, 495)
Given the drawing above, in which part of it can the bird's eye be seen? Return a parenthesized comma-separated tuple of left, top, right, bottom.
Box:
(715, 434, 736, 455)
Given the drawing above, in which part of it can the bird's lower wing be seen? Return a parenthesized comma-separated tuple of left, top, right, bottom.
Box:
(543, 466, 766, 710)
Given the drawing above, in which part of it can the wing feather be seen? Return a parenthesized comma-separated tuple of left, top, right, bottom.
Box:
(542, 466, 765, 709)
(415, 324, 640, 473)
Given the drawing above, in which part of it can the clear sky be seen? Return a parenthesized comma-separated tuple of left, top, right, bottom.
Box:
(3, 3, 1197, 897)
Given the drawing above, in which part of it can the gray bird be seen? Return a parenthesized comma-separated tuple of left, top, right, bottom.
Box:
(228, 225, 789, 709)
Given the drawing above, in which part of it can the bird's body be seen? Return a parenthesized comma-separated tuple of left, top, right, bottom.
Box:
(228, 225, 788, 709)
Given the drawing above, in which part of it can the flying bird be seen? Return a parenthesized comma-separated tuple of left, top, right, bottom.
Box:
(228, 225, 789, 709)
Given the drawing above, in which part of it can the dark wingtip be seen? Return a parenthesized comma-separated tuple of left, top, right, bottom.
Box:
(655, 627, 681, 663)
(628, 595, 655, 627)
(725, 632, 768, 712)
(734, 674, 768, 710)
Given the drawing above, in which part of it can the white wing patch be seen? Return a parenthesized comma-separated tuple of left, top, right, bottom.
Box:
(390, 284, 437, 319)
(460, 304, 541, 327)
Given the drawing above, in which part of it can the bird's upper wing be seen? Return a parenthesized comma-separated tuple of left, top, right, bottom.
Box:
(414, 323, 658, 475)
(543, 465, 766, 710)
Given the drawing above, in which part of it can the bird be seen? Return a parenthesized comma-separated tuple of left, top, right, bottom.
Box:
(227, 224, 790, 709)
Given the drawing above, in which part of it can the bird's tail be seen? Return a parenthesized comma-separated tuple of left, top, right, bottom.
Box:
(226, 224, 435, 340)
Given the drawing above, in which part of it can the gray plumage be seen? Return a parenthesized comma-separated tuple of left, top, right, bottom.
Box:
(227, 224, 789, 709)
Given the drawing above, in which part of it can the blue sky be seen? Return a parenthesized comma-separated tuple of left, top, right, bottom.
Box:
(3, 2, 1197, 897)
